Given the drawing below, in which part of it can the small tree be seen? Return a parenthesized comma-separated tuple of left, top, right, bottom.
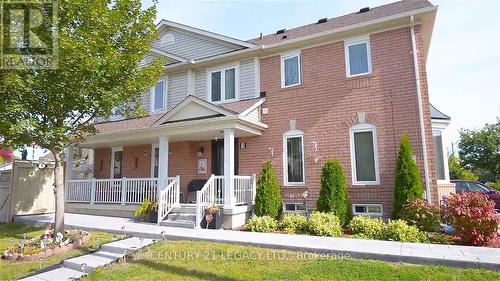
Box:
(448, 155, 478, 181)
(316, 160, 350, 225)
(255, 161, 283, 219)
(393, 134, 424, 218)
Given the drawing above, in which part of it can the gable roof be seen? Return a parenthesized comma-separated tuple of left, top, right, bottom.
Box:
(248, 0, 434, 45)
(430, 104, 451, 120)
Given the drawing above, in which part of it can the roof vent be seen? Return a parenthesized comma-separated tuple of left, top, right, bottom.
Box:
(358, 7, 370, 14)
(317, 18, 327, 24)
(276, 29, 286, 35)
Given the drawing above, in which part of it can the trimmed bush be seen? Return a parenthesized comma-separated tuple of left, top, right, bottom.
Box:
(246, 216, 278, 233)
(348, 216, 384, 239)
(381, 220, 428, 243)
(399, 199, 441, 232)
(280, 213, 308, 234)
(316, 160, 351, 225)
(441, 192, 499, 246)
(307, 212, 342, 237)
(255, 162, 283, 219)
(393, 134, 424, 218)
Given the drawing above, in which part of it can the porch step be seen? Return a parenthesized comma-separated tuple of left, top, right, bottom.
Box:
(160, 219, 195, 228)
(171, 205, 197, 213)
(166, 212, 196, 222)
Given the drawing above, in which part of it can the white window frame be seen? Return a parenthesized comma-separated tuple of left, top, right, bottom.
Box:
(350, 123, 380, 185)
(280, 51, 301, 88)
(110, 147, 123, 179)
(283, 202, 307, 214)
(207, 64, 239, 104)
(432, 127, 450, 184)
(352, 204, 383, 217)
(345, 36, 372, 78)
(283, 130, 306, 185)
(150, 78, 167, 114)
(151, 143, 159, 178)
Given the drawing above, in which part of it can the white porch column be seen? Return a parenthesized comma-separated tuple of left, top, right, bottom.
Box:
(64, 145, 74, 200)
(223, 128, 235, 208)
(158, 136, 169, 196)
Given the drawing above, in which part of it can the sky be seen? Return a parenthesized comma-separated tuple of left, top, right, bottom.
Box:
(20, 0, 500, 160)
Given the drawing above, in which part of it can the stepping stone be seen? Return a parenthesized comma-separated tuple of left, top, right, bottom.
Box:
(100, 237, 154, 254)
(18, 267, 85, 281)
(63, 251, 125, 271)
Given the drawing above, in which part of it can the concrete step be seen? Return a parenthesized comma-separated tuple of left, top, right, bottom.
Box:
(63, 251, 124, 271)
(100, 237, 154, 254)
(166, 212, 196, 222)
(18, 267, 85, 281)
(160, 219, 195, 228)
(171, 206, 197, 213)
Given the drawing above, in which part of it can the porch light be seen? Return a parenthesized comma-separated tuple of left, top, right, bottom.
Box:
(268, 147, 274, 157)
(197, 147, 204, 158)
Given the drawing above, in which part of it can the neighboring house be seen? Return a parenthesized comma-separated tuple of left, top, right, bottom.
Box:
(65, 0, 452, 228)
(40, 148, 94, 179)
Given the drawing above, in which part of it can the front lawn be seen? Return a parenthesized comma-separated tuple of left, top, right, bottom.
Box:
(0, 223, 116, 281)
(86, 241, 500, 281)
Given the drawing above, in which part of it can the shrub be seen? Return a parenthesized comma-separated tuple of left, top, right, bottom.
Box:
(393, 134, 424, 218)
(488, 182, 500, 192)
(280, 213, 308, 234)
(307, 212, 342, 237)
(246, 216, 278, 233)
(441, 192, 499, 246)
(381, 220, 428, 243)
(316, 160, 351, 225)
(255, 162, 283, 219)
(348, 216, 384, 239)
(399, 199, 441, 232)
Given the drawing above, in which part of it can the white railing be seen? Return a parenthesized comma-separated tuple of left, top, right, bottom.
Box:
(157, 175, 180, 224)
(66, 177, 177, 205)
(195, 174, 219, 229)
(214, 176, 225, 205)
(234, 175, 256, 205)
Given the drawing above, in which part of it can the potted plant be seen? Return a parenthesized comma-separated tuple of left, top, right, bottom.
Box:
(134, 200, 158, 223)
(201, 206, 222, 229)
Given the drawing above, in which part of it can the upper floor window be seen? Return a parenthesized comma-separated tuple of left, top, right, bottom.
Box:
(281, 52, 301, 88)
(209, 66, 237, 103)
(350, 123, 379, 185)
(432, 129, 449, 181)
(283, 130, 305, 185)
(345, 37, 372, 77)
(151, 79, 166, 113)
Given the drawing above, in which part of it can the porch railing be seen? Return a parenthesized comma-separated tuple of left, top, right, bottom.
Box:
(234, 175, 256, 205)
(195, 174, 224, 228)
(66, 177, 177, 205)
(157, 175, 180, 224)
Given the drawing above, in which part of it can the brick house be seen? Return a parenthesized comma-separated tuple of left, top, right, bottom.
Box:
(65, 0, 454, 228)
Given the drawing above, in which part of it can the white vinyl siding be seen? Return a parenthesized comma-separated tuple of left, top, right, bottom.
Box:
(239, 59, 258, 99)
(283, 130, 305, 185)
(350, 124, 379, 185)
(345, 37, 372, 77)
(167, 72, 188, 111)
(281, 52, 301, 88)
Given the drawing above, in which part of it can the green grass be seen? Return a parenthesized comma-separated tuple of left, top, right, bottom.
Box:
(86, 241, 500, 281)
(0, 223, 116, 281)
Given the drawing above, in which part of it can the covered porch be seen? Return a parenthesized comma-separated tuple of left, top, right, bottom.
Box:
(65, 96, 267, 228)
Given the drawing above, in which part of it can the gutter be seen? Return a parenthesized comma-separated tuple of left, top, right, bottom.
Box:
(410, 15, 432, 204)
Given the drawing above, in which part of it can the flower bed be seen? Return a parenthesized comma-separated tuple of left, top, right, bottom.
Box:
(2, 226, 91, 262)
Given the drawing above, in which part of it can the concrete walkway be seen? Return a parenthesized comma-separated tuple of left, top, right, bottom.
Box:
(15, 213, 500, 270)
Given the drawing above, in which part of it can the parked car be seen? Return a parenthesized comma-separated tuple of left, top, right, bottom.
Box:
(451, 180, 500, 210)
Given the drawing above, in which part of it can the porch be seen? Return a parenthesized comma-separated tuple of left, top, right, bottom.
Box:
(65, 96, 266, 229)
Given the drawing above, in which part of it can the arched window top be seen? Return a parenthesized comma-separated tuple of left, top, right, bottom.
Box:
(283, 129, 304, 136)
(351, 123, 375, 131)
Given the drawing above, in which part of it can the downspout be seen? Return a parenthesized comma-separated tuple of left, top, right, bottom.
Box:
(410, 15, 432, 204)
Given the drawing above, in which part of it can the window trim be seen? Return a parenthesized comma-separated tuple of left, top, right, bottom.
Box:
(283, 130, 306, 186)
(432, 128, 450, 184)
(280, 51, 302, 88)
(151, 143, 159, 178)
(110, 147, 123, 179)
(345, 36, 372, 78)
(283, 202, 307, 214)
(206, 64, 239, 104)
(150, 78, 168, 114)
(352, 204, 383, 217)
(349, 123, 380, 185)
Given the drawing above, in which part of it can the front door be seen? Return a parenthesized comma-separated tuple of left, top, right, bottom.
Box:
(211, 138, 239, 175)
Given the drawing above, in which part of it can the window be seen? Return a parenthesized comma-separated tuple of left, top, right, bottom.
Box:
(345, 37, 372, 77)
(350, 124, 379, 185)
(281, 52, 301, 88)
(468, 182, 490, 193)
(283, 130, 305, 185)
(151, 80, 166, 112)
(209, 66, 237, 103)
(432, 130, 446, 180)
(283, 203, 307, 214)
(455, 181, 468, 192)
(352, 204, 383, 217)
(111, 147, 123, 179)
(151, 145, 159, 178)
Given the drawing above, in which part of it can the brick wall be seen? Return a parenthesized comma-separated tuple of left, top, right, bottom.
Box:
(239, 25, 438, 217)
(93, 148, 111, 179)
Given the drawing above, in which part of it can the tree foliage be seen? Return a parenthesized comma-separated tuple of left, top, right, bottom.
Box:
(448, 154, 478, 181)
(458, 121, 500, 182)
(316, 160, 350, 225)
(0, 0, 164, 231)
(255, 162, 283, 219)
(393, 134, 424, 218)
